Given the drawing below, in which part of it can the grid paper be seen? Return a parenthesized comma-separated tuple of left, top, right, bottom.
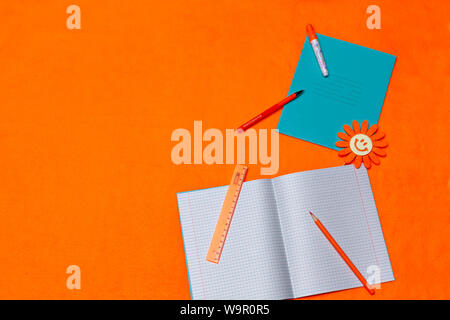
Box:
(272, 165, 394, 297)
(177, 165, 394, 299)
(177, 179, 293, 299)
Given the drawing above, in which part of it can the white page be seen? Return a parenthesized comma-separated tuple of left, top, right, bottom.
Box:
(272, 165, 394, 298)
(177, 179, 292, 300)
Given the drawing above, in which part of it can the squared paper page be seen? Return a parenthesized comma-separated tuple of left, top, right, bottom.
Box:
(272, 165, 394, 298)
(277, 34, 396, 150)
(177, 179, 293, 300)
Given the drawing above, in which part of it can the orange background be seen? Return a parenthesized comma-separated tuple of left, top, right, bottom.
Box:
(0, 0, 448, 299)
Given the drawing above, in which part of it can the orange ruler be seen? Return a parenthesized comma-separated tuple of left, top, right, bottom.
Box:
(206, 164, 248, 264)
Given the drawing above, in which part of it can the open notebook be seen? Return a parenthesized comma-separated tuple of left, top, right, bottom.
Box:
(177, 165, 394, 299)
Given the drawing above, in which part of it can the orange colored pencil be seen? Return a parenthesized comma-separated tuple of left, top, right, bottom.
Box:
(309, 211, 376, 295)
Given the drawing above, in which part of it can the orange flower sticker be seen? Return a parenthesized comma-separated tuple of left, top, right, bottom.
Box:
(336, 120, 388, 169)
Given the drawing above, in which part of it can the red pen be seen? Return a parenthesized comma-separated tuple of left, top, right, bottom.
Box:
(237, 90, 304, 133)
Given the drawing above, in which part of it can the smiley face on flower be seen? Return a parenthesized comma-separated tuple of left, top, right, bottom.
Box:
(336, 120, 388, 169)
(350, 134, 372, 155)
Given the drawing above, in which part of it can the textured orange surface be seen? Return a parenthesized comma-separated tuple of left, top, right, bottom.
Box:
(0, 0, 448, 299)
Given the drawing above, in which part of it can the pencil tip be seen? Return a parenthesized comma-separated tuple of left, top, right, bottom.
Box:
(294, 90, 304, 97)
(309, 211, 318, 221)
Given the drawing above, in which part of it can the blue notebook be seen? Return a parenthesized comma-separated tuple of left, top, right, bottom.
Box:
(277, 34, 396, 150)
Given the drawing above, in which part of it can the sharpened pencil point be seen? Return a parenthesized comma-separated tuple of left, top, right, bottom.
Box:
(309, 211, 318, 221)
(294, 89, 304, 97)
